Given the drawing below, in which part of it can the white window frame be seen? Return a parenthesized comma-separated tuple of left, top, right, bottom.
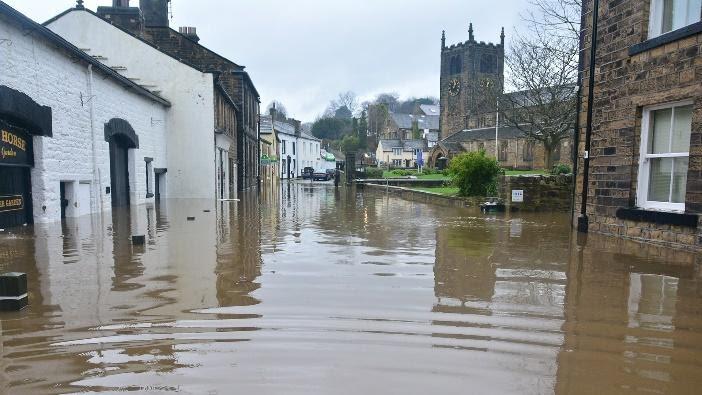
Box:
(648, 0, 702, 38)
(637, 100, 693, 212)
(392, 147, 402, 156)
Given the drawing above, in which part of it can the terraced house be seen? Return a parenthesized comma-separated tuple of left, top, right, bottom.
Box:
(49, 0, 260, 194)
(575, 0, 702, 250)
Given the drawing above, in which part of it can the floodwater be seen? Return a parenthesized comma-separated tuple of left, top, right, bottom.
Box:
(1, 183, 701, 395)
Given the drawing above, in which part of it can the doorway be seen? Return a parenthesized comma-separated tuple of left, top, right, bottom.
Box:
(0, 167, 31, 228)
(109, 135, 130, 207)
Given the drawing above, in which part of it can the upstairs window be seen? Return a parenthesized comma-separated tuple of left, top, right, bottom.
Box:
(392, 148, 402, 156)
(649, 0, 702, 38)
(637, 102, 692, 212)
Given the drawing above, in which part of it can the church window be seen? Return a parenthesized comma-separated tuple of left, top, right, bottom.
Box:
(499, 141, 508, 162)
(480, 54, 496, 73)
(449, 56, 462, 74)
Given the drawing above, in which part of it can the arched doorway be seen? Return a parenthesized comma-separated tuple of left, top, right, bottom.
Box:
(104, 119, 139, 207)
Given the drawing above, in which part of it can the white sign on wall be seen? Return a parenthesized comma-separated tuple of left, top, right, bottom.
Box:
(512, 190, 524, 203)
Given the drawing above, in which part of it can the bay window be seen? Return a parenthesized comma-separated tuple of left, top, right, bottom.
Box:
(637, 102, 693, 212)
(649, 0, 702, 38)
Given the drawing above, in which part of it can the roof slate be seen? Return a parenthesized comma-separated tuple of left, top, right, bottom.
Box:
(391, 113, 440, 130)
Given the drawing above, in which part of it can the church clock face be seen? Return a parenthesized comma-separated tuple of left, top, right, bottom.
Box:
(448, 79, 461, 96)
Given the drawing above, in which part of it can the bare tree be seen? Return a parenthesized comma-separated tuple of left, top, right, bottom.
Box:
(266, 100, 288, 119)
(498, 0, 581, 169)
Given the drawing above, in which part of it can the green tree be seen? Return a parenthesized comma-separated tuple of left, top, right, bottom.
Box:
(311, 117, 352, 140)
(339, 134, 360, 153)
(448, 151, 501, 197)
(411, 120, 421, 140)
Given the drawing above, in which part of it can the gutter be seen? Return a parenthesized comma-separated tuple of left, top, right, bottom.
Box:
(578, 0, 600, 233)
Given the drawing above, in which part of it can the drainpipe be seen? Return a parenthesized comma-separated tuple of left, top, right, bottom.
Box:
(577, 0, 599, 233)
(87, 64, 102, 215)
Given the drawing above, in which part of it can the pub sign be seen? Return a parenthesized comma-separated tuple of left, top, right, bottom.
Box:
(0, 128, 33, 166)
(0, 195, 24, 213)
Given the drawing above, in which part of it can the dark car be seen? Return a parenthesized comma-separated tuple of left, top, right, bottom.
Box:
(302, 167, 315, 179)
(313, 171, 331, 181)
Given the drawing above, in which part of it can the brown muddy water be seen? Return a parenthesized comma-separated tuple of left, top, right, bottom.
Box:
(0, 183, 701, 394)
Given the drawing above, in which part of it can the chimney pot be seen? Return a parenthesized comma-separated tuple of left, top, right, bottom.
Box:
(113, 0, 130, 7)
(179, 26, 200, 43)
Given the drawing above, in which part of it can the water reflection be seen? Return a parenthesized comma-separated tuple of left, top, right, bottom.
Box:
(0, 183, 700, 394)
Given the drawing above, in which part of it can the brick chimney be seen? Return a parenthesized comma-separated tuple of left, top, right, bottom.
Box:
(178, 26, 200, 43)
(97, 0, 144, 35)
(140, 0, 170, 27)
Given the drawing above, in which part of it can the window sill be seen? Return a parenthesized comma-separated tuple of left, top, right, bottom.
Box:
(629, 22, 702, 56)
(616, 208, 699, 228)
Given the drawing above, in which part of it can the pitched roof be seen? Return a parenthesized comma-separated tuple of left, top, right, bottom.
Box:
(1, 2, 170, 107)
(419, 104, 440, 116)
(443, 125, 526, 143)
(260, 115, 273, 134)
(378, 139, 428, 152)
(390, 113, 440, 130)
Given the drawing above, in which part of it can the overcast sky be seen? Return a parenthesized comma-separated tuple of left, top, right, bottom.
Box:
(6, 0, 530, 122)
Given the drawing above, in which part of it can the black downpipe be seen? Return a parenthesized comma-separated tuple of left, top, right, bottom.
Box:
(577, 0, 599, 233)
(570, 0, 588, 229)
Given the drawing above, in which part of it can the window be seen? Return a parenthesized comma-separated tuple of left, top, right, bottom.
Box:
(498, 141, 508, 162)
(480, 54, 495, 73)
(145, 158, 154, 198)
(551, 143, 562, 162)
(392, 159, 403, 167)
(638, 102, 692, 212)
(282, 141, 286, 154)
(449, 56, 462, 74)
(523, 141, 535, 162)
(392, 148, 402, 156)
(649, 0, 702, 38)
(292, 142, 296, 155)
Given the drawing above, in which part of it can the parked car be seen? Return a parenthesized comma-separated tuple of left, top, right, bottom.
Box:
(302, 167, 315, 179)
(313, 171, 331, 181)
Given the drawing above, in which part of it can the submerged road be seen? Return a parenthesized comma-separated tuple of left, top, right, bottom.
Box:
(1, 183, 701, 394)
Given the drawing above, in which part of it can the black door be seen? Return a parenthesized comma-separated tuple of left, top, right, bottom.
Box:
(0, 167, 31, 228)
(109, 137, 130, 207)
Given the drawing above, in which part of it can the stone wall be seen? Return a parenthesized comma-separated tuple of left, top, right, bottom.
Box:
(574, 0, 702, 251)
(500, 175, 574, 212)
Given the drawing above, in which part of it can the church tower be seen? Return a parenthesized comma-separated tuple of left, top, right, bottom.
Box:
(440, 24, 505, 139)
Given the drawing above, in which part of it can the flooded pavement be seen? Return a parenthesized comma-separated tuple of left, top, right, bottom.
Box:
(1, 183, 701, 394)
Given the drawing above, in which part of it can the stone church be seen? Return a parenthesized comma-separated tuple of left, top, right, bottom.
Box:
(440, 23, 504, 136)
(432, 24, 572, 170)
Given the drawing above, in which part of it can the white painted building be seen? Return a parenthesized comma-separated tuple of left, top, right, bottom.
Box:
(276, 121, 321, 179)
(46, 4, 232, 200)
(0, 2, 169, 226)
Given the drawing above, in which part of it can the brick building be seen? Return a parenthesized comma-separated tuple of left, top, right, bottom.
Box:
(79, 0, 260, 192)
(574, 0, 702, 250)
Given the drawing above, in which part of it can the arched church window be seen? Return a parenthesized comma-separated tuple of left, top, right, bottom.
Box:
(480, 54, 495, 73)
(450, 56, 462, 74)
